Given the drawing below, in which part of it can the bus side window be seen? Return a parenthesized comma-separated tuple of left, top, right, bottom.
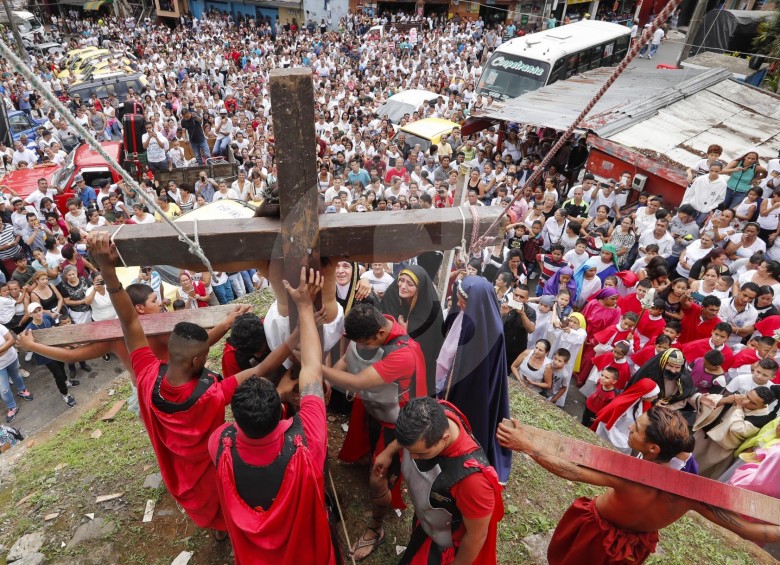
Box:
(566, 54, 580, 78)
(615, 35, 630, 60)
(589, 45, 603, 69)
(603, 42, 615, 65)
(550, 59, 565, 85)
(577, 50, 590, 74)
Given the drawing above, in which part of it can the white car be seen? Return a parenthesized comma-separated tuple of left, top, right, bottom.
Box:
(375, 89, 445, 126)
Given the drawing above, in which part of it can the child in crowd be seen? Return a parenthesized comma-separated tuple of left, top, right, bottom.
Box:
(581, 366, 619, 428)
(563, 238, 589, 270)
(546, 313, 587, 376)
(520, 220, 544, 283)
(172, 299, 186, 311)
(630, 243, 659, 274)
(546, 349, 573, 407)
(727, 336, 778, 381)
(726, 358, 779, 394)
(576, 311, 639, 387)
(617, 279, 653, 315)
(535, 244, 568, 296)
(634, 298, 667, 348)
(24, 302, 77, 407)
(630, 333, 673, 370)
(690, 349, 726, 394)
(527, 295, 555, 347)
(582, 340, 632, 396)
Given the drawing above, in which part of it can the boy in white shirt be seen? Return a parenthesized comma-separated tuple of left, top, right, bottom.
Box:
(563, 238, 589, 270)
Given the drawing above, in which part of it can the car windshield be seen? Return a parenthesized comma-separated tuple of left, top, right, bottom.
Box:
(376, 100, 419, 125)
(401, 133, 431, 154)
(477, 53, 550, 101)
(52, 148, 77, 190)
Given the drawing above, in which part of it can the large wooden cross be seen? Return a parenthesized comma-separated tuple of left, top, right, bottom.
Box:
(33, 68, 500, 345)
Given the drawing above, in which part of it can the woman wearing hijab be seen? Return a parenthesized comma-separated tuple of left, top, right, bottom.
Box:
(593, 377, 660, 453)
(581, 287, 621, 338)
(542, 265, 577, 300)
(436, 276, 512, 483)
(379, 265, 443, 394)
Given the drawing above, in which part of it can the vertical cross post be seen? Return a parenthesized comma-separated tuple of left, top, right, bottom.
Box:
(269, 68, 321, 326)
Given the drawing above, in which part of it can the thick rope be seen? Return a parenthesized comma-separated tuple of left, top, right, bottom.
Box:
(328, 469, 357, 565)
(471, 0, 685, 253)
(0, 39, 216, 278)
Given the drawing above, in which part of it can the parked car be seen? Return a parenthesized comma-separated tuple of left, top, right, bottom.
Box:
(66, 74, 147, 113)
(8, 110, 49, 143)
(397, 118, 459, 154)
(376, 89, 444, 125)
(0, 164, 73, 213)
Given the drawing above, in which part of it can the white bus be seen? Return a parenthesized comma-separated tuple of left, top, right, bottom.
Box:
(477, 21, 631, 101)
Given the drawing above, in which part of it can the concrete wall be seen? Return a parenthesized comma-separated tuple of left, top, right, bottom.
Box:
(303, 0, 349, 29)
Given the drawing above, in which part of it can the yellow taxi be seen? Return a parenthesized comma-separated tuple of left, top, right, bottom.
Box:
(398, 118, 460, 154)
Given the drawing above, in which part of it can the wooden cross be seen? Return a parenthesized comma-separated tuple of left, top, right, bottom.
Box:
(31, 68, 500, 345)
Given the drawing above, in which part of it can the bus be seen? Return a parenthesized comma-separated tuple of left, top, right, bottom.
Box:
(476, 21, 631, 102)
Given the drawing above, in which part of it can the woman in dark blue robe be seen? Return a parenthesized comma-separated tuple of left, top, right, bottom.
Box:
(436, 275, 512, 483)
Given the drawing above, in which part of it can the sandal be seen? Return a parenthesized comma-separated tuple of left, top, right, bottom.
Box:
(6, 406, 18, 423)
(351, 526, 385, 562)
(17, 391, 33, 401)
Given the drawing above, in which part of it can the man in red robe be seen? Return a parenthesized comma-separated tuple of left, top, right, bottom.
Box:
(497, 406, 780, 564)
(679, 295, 722, 344)
(87, 232, 297, 539)
(680, 322, 734, 368)
(208, 269, 337, 564)
(375, 398, 503, 565)
(322, 303, 427, 560)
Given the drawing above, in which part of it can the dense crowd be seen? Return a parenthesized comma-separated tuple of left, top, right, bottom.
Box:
(0, 7, 779, 565)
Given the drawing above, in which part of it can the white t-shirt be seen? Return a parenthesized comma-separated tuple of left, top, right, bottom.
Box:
(90, 290, 118, 322)
(726, 233, 766, 259)
(726, 374, 762, 394)
(360, 270, 395, 294)
(212, 189, 239, 201)
(25, 189, 58, 218)
(0, 324, 18, 370)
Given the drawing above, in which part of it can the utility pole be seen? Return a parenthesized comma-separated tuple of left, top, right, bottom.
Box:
(1, 0, 30, 64)
(676, 0, 708, 66)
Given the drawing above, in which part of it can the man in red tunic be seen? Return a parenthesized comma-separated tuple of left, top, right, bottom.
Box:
(322, 303, 427, 560)
(497, 406, 780, 564)
(87, 232, 298, 539)
(679, 295, 722, 344)
(375, 397, 503, 565)
(208, 268, 337, 564)
(680, 322, 734, 367)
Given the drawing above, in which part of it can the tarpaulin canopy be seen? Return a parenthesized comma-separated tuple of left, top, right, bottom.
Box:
(84, 0, 113, 11)
(689, 9, 771, 58)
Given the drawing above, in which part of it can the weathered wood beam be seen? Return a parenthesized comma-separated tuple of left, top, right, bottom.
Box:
(32, 305, 238, 347)
(270, 68, 321, 326)
(100, 207, 501, 270)
(523, 425, 780, 525)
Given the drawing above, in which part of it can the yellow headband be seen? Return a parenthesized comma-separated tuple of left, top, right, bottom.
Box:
(400, 269, 420, 286)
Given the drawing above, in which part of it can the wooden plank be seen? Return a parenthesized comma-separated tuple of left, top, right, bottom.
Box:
(100, 400, 126, 422)
(100, 207, 501, 270)
(522, 425, 780, 525)
(269, 68, 321, 326)
(32, 304, 237, 347)
(95, 492, 124, 503)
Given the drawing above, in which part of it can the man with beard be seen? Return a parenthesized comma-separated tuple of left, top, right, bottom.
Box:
(625, 348, 698, 425)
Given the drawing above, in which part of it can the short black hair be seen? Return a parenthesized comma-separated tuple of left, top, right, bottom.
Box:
(713, 322, 732, 336)
(752, 386, 775, 407)
(554, 348, 571, 362)
(344, 304, 388, 341)
(171, 321, 208, 342)
(655, 334, 672, 346)
(758, 358, 779, 372)
(703, 349, 724, 366)
(126, 283, 154, 307)
(395, 397, 449, 448)
(231, 376, 282, 439)
(665, 320, 682, 334)
(229, 313, 267, 354)
(637, 279, 653, 290)
(701, 295, 721, 308)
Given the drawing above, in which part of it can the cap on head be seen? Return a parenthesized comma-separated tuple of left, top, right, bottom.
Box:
(28, 302, 42, 314)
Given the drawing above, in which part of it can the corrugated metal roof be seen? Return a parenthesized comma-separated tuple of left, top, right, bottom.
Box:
(475, 65, 731, 135)
(608, 79, 780, 168)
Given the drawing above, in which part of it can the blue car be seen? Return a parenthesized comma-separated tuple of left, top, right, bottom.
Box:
(8, 110, 48, 143)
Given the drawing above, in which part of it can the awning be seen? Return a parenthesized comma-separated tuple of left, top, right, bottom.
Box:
(461, 116, 499, 136)
(84, 0, 113, 10)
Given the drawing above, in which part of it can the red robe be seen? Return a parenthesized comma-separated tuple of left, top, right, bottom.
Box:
(209, 398, 336, 565)
(592, 352, 632, 391)
(680, 338, 733, 367)
(631, 343, 660, 369)
(679, 303, 722, 344)
(576, 324, 639, 386)
(635, 315, 665, 348)
(617, 292, 641, 315)
(131, 347, 234, 530)
(402, 408, 504, 565)
(548, 497, 658, 564)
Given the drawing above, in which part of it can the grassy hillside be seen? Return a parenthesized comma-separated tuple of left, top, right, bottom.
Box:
(0, 289, 773, 564)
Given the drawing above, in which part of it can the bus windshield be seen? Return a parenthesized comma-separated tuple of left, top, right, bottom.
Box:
(477, 54, 550, 101)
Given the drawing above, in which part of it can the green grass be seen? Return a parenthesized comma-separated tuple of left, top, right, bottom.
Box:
(0, 288, 773, 564)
